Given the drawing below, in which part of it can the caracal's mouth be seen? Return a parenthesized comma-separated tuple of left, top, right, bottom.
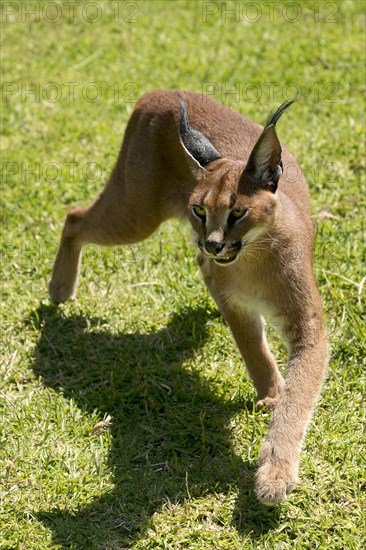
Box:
(199, 246, 243, 265)
(214, 253, 239, 266)
(198, 242, 242, 266)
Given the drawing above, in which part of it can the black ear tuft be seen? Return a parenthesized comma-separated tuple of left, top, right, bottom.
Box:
(177, 93, 221, 167)
(265, 99, 296, 128)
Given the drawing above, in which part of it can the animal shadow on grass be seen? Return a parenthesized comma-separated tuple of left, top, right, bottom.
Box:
(30, 304, 280, 548)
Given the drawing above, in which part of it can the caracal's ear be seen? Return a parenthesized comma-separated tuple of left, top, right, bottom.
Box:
(177, 93, 222, 177)
(242, 100, 295, 193)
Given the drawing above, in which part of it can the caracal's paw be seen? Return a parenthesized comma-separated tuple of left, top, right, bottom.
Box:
(255, 461, 298, 506)
(255, 396, 279, 410)
(48, 278, 76, 304)
(255, 441, 298, 506)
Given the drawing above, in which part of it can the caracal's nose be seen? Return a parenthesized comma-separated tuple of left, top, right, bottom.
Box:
(204, 240, 225, 255)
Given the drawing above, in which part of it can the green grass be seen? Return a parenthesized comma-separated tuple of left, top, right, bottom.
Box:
(1, 0, 365, 548)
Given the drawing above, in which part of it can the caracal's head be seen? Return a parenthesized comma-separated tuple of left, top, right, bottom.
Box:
(178, 94, 294, 266)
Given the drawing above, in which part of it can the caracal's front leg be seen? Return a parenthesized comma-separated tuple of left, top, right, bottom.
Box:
(207, 303, 285, 406)
(223, 306, 285, 405)
(255, 312, 328, 505)
(198, 256, 284, 405)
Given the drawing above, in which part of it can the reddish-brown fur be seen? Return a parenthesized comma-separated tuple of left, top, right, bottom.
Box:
(49, 91, 328, 505)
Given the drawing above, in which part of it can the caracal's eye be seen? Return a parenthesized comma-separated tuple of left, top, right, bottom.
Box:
(231, 208, 246, 219)
(193, 205, 206, 219)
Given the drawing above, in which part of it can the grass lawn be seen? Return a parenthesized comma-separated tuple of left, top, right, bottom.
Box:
(1, 0, 365, 548)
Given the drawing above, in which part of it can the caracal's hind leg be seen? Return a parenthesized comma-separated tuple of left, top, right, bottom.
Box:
(49, 174, 163, 304)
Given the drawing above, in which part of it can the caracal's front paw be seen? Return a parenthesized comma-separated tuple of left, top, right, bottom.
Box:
(255, 442, 298, 505)
(48, 277, 76, 304)
(255, 461, 298, 506)
(255, 378, 284, 410)
(255, 396, 279, 410)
